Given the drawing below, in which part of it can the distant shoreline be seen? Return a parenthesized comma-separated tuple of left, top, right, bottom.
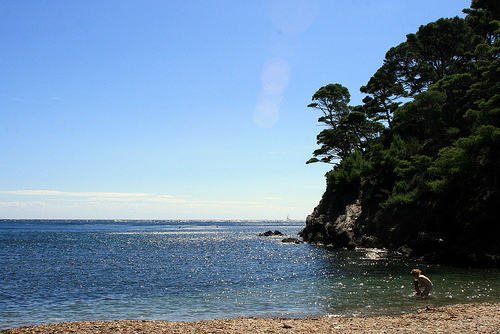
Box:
(2, 302, 499, 333)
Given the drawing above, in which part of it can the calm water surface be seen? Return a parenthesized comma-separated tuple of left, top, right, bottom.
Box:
(1, 220, 499, 329)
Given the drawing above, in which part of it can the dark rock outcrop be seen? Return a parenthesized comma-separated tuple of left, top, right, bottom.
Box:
(299, 181, 500, 266)
(281, 237, 303, 244)
(258, 230, 285, 237)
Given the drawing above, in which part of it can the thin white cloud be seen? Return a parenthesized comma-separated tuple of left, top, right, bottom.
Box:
(192, 200, 262, 205)
(0, 201, 46, 207)
(0, 190, 303, 219)
(0, 190, 151, 198)
(0, 190, 183, 204)
(0, 190, 260, 205)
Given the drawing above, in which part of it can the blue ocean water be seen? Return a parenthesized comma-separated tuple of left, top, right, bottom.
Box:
(1, 219, 499, 329)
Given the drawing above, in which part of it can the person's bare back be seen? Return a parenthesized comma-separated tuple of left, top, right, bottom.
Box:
(411, 269, 433, 296)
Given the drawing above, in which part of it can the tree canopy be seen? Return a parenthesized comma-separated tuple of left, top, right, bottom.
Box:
(307, 84, 383, 163)
(307, 0, 499, 245)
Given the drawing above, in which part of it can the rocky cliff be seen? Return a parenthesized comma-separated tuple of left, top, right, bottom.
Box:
(299, 180, 500, 266)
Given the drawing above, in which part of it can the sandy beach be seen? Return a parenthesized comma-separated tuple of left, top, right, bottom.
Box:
(2, 302, 499, 333)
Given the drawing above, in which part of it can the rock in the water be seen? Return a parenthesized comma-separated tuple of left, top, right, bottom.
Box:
(258, 230, 285, 237)
(281, 237, 303, 244)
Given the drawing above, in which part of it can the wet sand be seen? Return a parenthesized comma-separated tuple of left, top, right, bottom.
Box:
(2, 302, 499, 333)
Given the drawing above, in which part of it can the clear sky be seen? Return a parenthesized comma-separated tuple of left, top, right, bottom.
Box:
(1, 0, 471, 220)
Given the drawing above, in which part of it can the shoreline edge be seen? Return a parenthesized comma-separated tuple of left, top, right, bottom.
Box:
(2, 302, 499, 333)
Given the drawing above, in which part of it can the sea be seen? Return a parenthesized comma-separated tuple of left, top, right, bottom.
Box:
(1, 219, 499, 329)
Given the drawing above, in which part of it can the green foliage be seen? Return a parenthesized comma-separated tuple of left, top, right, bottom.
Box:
(464, 0, 500, 43)
(382, 188, 420, 207)
(307, 2, 500, 229)
(326, 150, 370, 190)
(308, 83, 351, 127)
(307, 84, 383, 163)
(382, 154, 433, 208)
(405, 17, 476, 82)
(307, 127, 355, 164)
(465, 42, 500, 128)
(360, 67, 406, 129)
(393, 91, 447, 142)
(426, 145, 471, 193)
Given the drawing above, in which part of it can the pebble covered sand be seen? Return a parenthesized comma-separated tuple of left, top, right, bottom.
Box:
(2, 303, 499, 333)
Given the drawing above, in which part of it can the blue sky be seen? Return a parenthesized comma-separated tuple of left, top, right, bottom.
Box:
(1, 0, 471, 220)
